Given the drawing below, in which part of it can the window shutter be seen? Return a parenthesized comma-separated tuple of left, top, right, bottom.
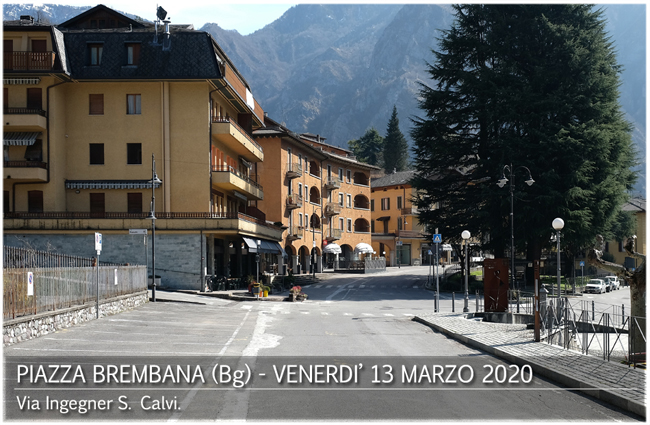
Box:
(89, 94, 104, 115)
(90, 193, 105, 214)
(27, 88, 42, 110)
(28, 191, 43, 213)
(127, 193, 142, 213)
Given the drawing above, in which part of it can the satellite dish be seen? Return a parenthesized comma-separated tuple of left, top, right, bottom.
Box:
(156, 6, 167, 21)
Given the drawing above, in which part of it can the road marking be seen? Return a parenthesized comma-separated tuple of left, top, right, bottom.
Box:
(314, 285, 323, 288)
(360, 285, 366, 288)
(383, 314, 395, 317)
(326, 285, 333, 288)
(403, 313, 414, 316)
(321, 312, 330, 315)
(343, 313, 352, 316)
(362, 313, 374, 317)
(300, 312, 310, 315)
(241, 305, 253, 310)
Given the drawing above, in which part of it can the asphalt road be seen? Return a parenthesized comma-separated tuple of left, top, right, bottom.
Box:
(4, 267, 642, 421)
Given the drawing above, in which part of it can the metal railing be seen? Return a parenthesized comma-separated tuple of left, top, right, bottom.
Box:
(327, 228, 342, 240)
(4, 108, 47, 116)
(4, 51, 56, 71)
(286, 162, 303, 177)
(287, 226, 304, 239)
(212, 165, 263, 190)
(211, 116, 264, 154)
(325, 202, 341, 215)
(325, 177, 341, 189)
(3, 247, 145, 321)
(4, 161, 47, 169)
(286, 194, 303, 208)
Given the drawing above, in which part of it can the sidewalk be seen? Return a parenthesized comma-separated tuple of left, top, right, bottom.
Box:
(414, 312, 646, 418)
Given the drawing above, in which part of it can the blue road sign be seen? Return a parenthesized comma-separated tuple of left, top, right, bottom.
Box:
(580, 261, 585, 267)
(433, 234, 442, 244)
(428, 250, 432, 255)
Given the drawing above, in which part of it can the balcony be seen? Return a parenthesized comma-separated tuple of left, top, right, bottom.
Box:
(3, 161, 47, 181)
(326, 228, 342, 241)
(211, 117, 264, 162)
(3, 211, 283, 241)
(4, 52, 56, 72)
(4, 108, 47, 131)
(324, 176, 341, 190)
(212, 166, 263, 200)
(401, 207, 419, 215)
(286, 226, 304, 241)
(324, 202, 341, 216)
(286, 194, 303, 210)
(286, 162, 302, 179)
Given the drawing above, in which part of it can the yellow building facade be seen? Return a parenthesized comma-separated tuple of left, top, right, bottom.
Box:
(603, 197, 646, 269)
(255, 120, 378, 273)
(370, 170, 435, 266)
(3, 6, 282, 289)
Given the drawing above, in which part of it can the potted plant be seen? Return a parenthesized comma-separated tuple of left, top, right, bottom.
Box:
(263, 286, 271, 297)
(289, 285, 308, 301)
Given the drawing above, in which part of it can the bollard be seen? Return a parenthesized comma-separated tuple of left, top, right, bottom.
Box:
(592, 300, 595, 321)
(452, 292, 455, 312)
(622, 304, 625, 326)
(434, 291, 438, 313)
(476, 290, 479, 312)
(516, 291, 520, 314)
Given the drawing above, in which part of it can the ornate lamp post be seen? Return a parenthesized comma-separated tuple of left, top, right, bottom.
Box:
(462, 230, 471, 312)
(552, 218, 564, 298)
(147, 154, 162, 302)
(497, 164, 534, 292)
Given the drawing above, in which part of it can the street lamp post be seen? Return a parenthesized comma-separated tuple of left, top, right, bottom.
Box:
(147, 154, 162, 302)
(552, 218, 564, 299)
(256, 239, 261, 284)
(498, 164, 534, 292)
(462, 230, 471, 312)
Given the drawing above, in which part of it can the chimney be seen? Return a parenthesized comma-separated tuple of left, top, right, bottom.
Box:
(20, 15, 34, 24)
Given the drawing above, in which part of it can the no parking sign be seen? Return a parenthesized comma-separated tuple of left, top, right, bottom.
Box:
(27, 272, 34, 296)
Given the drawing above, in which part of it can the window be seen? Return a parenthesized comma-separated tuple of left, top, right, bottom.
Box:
(346, 170, 351, 183)
(327, 165, 332, 178)
(299, 213, 303, 228)
(346, 194, 351, 208)
(338, 168, 343, 181)
(90, 193, 105, 214)
(371, 199, 375, 212)
(89, 143, 104, 165)
(127, 143, 142, 164)
(27, 88, 42, 110)
(371, 220, 375, 233)
(304, 185, 308, 200)
(89, 94, 104, 115)
(127, 94, 141, 115)
(24, 139, 43, 161)
(397, 196, 403, 209)
(126, 43, 141, 66)
(3, 88, 7, 110)
(298, 183, 302, 197)
(398, 217, 403, 231)
(338, 193, 344, 206)
(381, 198, 390, 211)
(89, 43, 103, 65)
(339, 218, 344, 230)
(127, 193, 142, 213)
(619, 241, 625, 253)
(347, 219, 352, 233)
(28, 191, 43, 213)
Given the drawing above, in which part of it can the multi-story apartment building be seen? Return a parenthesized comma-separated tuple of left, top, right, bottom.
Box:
(255, 118, 378, 273)
(370, 170, 437, 266)
(601, 197, 646, 270)
(3, 6, 283, 289)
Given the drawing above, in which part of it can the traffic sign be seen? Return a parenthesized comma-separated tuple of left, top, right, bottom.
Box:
(427, 250, 432, 255)
(129, 229, 147, 235)
(580, 261, 585, 267)
(433, 234, 442, 244)
(396, 241, 403, 246)
(27, 272, 34, 296)
(95, 232, 103, 252)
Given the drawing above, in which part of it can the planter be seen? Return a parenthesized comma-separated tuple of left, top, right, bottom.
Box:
(263, 290, 269, 297)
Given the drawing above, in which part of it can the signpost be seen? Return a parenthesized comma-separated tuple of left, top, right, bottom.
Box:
(95, 232, 102, 319)
(433, 231, 441, 312)
(580, 261, 585, 293)
(27, 272, 34, 297)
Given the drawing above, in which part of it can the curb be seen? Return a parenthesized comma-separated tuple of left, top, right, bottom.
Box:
(412, 316, 645, 418)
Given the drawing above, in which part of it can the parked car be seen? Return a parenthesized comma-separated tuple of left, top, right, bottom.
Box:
(584, 279, 606, 294)
(605, 276, 620, 291)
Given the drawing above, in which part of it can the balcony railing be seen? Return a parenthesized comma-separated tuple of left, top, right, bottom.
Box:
(326, 228, 342, 240)
(4, 108, 47, 116)
(3, 211, 276, 228)
(4, 161, 47, 169)
(324, 202, 341, 216)
(212, 165, 263, 190)
(401, 207, 419, 215)
(286, 162, 303, 179)
(287, 226, 304, 240)
(211, 116, 263, 153)
(286, 194, 303, 209)
(324, 176, 341, 190)
(4, 52, 57, 71)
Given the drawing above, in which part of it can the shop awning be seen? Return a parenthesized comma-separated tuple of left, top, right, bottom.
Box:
(323, 243, 342, 254)
(4, 132, 41, 146)
(65, 180, 162, 190)
(376, 216, 391, 221)
(243, 237, 282, 254)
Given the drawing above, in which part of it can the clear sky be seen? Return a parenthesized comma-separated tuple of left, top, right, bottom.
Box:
(33, 2, 296, 34)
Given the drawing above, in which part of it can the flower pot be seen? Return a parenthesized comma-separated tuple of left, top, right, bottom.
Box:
(263, 290, 269, 297)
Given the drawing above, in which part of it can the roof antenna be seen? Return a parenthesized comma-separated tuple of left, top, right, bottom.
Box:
(153, 5, 167, 45)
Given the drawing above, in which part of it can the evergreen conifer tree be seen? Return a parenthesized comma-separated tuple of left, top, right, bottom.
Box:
(383, 105, 410, 172)
(411, 5, 636, 269)
(348, 127, 384, 167)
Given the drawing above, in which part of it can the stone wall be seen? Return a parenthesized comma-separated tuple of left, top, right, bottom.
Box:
(3, 291, 148, 346)
(4, 233, 204, 290)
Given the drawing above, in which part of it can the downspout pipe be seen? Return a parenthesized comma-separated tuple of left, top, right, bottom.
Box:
(12, 80, 66, 212)
(209, 87, 218, 209)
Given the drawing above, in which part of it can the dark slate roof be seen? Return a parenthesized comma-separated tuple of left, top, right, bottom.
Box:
(62, 28, 222, 80)
(52, 27, 71, 74)
(371, 170, 415, 188)
(58, 4, 147, 29)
